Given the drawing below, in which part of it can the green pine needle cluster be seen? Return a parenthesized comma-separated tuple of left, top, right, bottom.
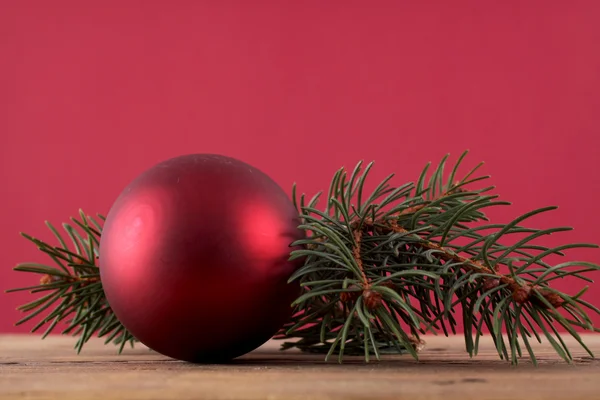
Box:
(6, 211, 136, 353)
(275, 151, 600, 365)
(7, 151, 600, 364)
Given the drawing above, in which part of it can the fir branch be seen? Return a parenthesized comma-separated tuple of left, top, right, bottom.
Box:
(276, 151, 600, 364)
(6, 212, 136, 352)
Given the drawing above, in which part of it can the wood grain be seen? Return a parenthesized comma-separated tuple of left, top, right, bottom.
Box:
(1, 334, 599, 400)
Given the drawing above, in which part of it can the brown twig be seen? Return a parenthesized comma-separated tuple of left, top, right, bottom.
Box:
(373, 218, 563, 308)
(353, 230, 368, 286)
(40, 274, 100, 286)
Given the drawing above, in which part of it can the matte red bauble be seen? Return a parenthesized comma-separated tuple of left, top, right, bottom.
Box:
(99, 154, 304, 363)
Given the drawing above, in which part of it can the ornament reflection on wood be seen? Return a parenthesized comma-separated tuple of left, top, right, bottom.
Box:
(99, 154, 304, 363)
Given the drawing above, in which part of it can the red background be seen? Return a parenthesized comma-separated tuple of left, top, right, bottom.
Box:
(1, 1, 599, 334)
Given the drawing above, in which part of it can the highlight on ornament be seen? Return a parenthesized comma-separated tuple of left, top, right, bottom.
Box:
(8, 151, 600, 365)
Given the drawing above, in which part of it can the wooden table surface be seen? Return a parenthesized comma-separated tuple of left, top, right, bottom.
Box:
(1, 334, 599, 400)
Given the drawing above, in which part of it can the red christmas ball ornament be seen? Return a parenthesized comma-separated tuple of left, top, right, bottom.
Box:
(99, 154, 304, 362)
